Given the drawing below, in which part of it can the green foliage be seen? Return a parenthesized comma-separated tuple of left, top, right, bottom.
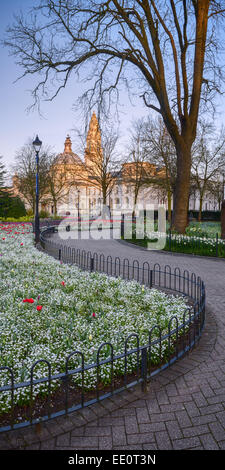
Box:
(0, 191, 11, 218)
(2, 216, 32, 222)
(26, 208, 34, 217)
(188, 210, 221, 222)
(39, 209, 50, 219)
(185, 221, 221, 238)
(0, 193, 26, 219)
(8, 196, 26, 218)
(1, 214, 63, 222)
(0, 156, 7, 189)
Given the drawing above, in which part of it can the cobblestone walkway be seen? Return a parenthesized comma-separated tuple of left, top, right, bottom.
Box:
(0, 236, 225, 450)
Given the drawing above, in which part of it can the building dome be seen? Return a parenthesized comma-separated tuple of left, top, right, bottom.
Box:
(56, 135, 83, 165)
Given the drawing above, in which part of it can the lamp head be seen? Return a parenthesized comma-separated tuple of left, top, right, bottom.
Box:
(33, 135, 42, 153)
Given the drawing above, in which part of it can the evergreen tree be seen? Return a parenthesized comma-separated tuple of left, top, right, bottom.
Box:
(0, 156, 26, 219)
(0, 156, 9, 218)
(0, 156, 7, 190)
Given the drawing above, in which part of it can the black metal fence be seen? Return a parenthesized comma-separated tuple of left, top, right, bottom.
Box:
(31, 219, 62, 231)
(0, 227, 206, 433)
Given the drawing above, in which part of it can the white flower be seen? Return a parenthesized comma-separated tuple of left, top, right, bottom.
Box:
(0, 222, 189, 411)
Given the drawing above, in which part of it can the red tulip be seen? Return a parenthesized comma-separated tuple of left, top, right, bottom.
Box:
(37, 305, 43, 311)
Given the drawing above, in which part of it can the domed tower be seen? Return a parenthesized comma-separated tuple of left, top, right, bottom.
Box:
(85, 112, 103, 170)
(56, 135, 83, 166)
(64, 134, 73, 154)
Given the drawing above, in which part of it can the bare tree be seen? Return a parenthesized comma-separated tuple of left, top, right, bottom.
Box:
(207, 175, 225, 211)
(4, 1, 225, 232)
(45, 153, 72, 217)
(12, 141, 51, 213)
(191, 121, 225, 221)
(124, 119, 158, 216)
(134, 116, 177, 224)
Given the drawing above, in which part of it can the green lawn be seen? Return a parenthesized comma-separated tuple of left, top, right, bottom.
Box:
(184, 221, 221, 239)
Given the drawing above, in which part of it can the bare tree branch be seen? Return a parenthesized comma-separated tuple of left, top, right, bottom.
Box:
(4, 0, 225, 232)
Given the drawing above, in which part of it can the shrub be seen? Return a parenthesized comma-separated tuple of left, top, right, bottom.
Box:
(26, 208, 34, 218)
(39, 209, 50, 219)
(0, 193, 26, 219)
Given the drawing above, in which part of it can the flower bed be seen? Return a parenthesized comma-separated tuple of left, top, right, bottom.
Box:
(165, 233, 225, 257)
(124, 229, 225, 257)
(0, 223, 189, 415)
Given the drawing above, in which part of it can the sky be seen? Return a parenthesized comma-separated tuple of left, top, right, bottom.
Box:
(1, 1, 76, 169)
(1, 1, 225, 183)
(0, 0, 148, 181)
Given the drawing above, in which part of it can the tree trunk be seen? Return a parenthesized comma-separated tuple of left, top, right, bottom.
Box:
(102, 186, 108, 219)
(53, 200, 57, 218)
(198, 196, 203, 222)
(172, 143, 192, 233)
(167, 188, 172, 226)
(133, 186, 139, 215)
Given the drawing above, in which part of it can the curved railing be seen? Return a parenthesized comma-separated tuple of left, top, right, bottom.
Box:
(0, 227, 206, 432)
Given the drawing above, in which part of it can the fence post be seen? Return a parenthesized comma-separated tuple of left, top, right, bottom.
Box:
(90, 257, 94, 272)
(149, 269, 153, 289)
(121, 214, 124, 239)
(132, 213, 136, 239)
(141, 347, 148, 392)
(58, 248, 62, 261)
(169, 229, 172, 251)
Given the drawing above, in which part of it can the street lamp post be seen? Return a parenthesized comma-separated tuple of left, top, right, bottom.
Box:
(33, 135, 42, 244)
(78, 189, 80, 220)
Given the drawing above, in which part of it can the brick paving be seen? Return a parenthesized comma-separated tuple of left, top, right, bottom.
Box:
(0, 235, 225, 450)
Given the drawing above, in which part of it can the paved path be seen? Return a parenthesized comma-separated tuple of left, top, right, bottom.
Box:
(0, 235, 225, 451)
